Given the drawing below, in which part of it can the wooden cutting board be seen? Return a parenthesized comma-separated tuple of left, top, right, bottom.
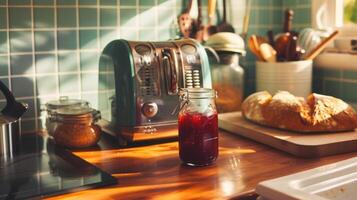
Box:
(218, 112, 357, 158)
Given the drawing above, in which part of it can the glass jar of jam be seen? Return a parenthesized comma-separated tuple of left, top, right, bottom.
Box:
(49, 105, 101, 148)
(178, 88, 218, 166)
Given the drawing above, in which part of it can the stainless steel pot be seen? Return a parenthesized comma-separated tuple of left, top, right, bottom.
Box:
(0, 80, 28, 161)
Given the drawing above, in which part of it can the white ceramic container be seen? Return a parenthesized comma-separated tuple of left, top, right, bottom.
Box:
(256, 60, 313, 97)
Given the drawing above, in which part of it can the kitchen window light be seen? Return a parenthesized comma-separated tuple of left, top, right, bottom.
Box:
(312, 0, 357, 70)
(312, 0, 357, 36)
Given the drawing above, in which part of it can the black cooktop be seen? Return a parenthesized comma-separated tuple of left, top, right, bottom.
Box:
(0, 135, 117, 200)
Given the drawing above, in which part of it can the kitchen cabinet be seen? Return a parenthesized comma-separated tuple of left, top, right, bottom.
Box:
(44, 130, 357, 200)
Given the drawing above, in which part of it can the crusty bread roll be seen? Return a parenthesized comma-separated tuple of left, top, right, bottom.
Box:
(242, 91, 357, 132)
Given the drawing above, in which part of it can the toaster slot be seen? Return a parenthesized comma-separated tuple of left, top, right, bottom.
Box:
(162, 48, 178, 95)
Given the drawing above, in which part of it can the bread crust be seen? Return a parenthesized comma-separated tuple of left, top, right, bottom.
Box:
(242, 91, 357, 132)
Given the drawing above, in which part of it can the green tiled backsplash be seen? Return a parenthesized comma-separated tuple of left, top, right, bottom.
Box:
(2, 0, 350, 132)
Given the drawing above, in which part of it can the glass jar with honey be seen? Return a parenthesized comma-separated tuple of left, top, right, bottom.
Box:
(49, 105, 101, 148)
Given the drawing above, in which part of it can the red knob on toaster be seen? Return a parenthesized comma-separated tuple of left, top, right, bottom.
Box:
(141, 102, 158, 118)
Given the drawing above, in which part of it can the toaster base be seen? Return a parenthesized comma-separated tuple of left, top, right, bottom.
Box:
(98, 120, 178, 145)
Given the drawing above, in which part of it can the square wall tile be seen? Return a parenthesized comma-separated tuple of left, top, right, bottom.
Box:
(0, 31, 8, 54)
(80, 51, 99, 71)
(319, 68, 342, 79)
(56, 0, 76, 5)
(9, 7, 31, 29)
(139, 0, 155, 6)
(100, 0, 117, 5)
(58, 51, 78, 72)
(36, 75, 58, 96)
(59, 74, 80, 94)
(57, 30, 77, 50)
(33, 0, 54, 5)
(100, 29, 118, 48)
(10, 54, 34, 75)
(100, 8, 117, 27)
(139, 8, 155, 27)
(245, 79, 256, 97)
(158, 28, 170, 40)
(8, 0, 31, 5)
(139, 28, 155, 40)
(294, 8, 311, 26)
(342, 82, 357, 102)
(35, 31, 55, 52)
(120, 8, 137, 27)
(35, 54, 56, 74)
(9, 31, 33, 53)
(0, 56, 8, 76)
(79, 30, 98, 50)
(57, 8, 77, 28)
(21, 120, 36, 132)
(120, 28, 138, 40)
(250, 8, 259, 25)
(81, 73, 98, 91)
(158, 0, 175, 6)
(157, 7, 175, 27)
(11, 76, 34, 98)
(0, 8, 7, 29)
(79, 8, 98, 27)
(34, 8, 55, 28)
(258, 9, 271, 25)
(342, 70, 357, 79)
(79, 0, 97, 5)
(120, 0, 136, 6)
(312, 76, 323, 93)
(323, 79, 341, 98)
(81, 92, 98, 108)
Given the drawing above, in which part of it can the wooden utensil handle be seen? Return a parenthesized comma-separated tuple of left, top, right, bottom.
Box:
(197, 0, 202, 25)
(208, 0, 216, 17)
(303, 30, 339, 60)
(222, 0, 227, 22)
(267, 30, 275, 46)
(186, 0, 193, 12)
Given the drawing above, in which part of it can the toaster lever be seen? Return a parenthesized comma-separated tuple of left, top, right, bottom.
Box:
(162, 48, 178, 95)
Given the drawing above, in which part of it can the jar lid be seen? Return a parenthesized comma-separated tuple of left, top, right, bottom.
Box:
(205, 32, 246, 55)
(56, 105, 93, 116)
(50, 105, 101, 123)
(45, 96, 89, 111)
(180, 88, 217, 99)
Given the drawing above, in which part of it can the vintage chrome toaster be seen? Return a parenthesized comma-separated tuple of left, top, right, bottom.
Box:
(98, 39, 212, 144)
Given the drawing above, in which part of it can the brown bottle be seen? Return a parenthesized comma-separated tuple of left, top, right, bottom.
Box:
(275, 9, 294, 61)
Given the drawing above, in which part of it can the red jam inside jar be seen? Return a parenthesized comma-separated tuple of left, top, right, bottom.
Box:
(178, 111, 218, 166)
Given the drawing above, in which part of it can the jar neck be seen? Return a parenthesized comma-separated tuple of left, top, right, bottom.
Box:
(218, 53, 239, 65)
(180, 88, 216, 101)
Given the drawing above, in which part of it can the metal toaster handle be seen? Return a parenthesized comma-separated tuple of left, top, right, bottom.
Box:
(162, 48, 178, 95)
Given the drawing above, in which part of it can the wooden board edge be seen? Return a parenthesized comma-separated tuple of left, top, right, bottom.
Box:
(218, 113, 357, 158)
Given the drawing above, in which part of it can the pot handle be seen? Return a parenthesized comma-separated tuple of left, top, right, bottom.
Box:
(0, 81, 16, 105)
(204, 46, 220, 63)
(0, 80, 27, 119)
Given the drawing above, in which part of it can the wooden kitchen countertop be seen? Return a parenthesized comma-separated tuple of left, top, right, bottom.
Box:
(46, 130, 357, 200)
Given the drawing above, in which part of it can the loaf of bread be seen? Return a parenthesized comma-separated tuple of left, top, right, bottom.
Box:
(242, 91, 357, 132)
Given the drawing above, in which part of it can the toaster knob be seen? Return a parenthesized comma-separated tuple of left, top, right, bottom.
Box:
(142, 102, 158, 118)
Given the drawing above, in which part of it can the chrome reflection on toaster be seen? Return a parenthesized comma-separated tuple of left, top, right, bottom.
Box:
(98, 39, 212, 144)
